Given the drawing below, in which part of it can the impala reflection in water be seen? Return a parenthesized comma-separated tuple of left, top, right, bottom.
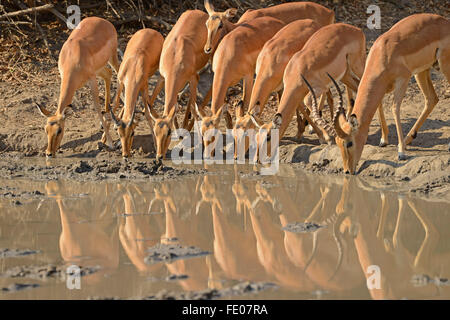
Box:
(0, 165, 449, 299)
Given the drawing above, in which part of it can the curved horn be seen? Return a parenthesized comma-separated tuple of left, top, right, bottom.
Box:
(110, 107, 121, 127)
(326, 73, 350, 139)
(301, 74, 336, 137)
(326, 73, 345, 123)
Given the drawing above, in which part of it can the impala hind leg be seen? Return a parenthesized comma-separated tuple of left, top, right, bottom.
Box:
(98, 66, 113, 113)
(89, 77, 114, 150)
(405, 69, 439, 145)
(182, 74, 199, 130)
(98, 67, 115, 145)
(391, 78, 409, 160)
(149, 76, 164, 108)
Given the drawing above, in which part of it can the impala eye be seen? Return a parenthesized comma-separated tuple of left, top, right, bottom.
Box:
(57, 127, 62, 135)
(167, 129, 172, 136)
(346, 141, 353, 148)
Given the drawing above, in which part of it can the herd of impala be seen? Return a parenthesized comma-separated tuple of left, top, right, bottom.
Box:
(35, 1, 450, 174)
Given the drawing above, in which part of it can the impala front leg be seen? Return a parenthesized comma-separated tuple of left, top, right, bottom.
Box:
(89, 77, 114, 150)
(391, 79, 409, 160)
(377, 104, 389, 147)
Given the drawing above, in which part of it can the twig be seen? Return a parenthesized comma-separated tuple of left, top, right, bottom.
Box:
(13, 1, 54, 61)
(106, 0, 123, 19)
(114, 15, 172, 30)
(0, 3, 54, 20)
(0, 21, 32, 25)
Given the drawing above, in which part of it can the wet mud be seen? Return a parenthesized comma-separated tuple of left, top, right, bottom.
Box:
(144, 243, 210, 265)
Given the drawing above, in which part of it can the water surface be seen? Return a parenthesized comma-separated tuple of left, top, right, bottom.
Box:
(1, 164, 449, 299)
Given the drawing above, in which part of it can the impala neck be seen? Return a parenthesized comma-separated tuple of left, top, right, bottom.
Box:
(220, 19, 237, 40)
(353, 74, 389, 145)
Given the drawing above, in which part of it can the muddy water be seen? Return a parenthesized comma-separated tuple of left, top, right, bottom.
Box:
(0, 164, 449, 300)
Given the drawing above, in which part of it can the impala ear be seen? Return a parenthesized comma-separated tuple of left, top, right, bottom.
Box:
(215, 104, 226, 119)
(272, 113, 282, 130)
(349, 114, 358, 131)
(61, 106, 72, 120)
(204, 0, 215, 15)
(250, 101, 261, 117)
(249, 113, 261, 129)
(35, 103, 52, 118)
(224, 8, 237, 19)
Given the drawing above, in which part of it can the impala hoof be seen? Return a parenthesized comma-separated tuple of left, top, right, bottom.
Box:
(379, 139, 388, 147)
(398, 152, 407, 161)
(115, 140, 122, 149)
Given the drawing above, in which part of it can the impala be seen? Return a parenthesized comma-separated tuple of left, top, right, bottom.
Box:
(201, 0, 335, 138)
(331, 14, 450, 174)
(109, 28, 164, 158)
(148, 10, 217, 161)
(204, 0, 335, 55)
(253, 23, 367, 160)
(36, 17, 119, 157)
(199, 16, 286, 158)
(233, 19, 328, 159)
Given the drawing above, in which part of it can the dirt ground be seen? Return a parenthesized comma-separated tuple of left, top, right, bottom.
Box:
(0, 0, 449, 199)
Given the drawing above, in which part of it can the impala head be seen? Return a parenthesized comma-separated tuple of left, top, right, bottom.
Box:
(110, 107, 143, 158)
(233, 101, 261, 160)
(304, 73, 361, 175)
(36, 103, 71, 158)
(194, 103, 224, 159)
(146, 105, 177, 162)
(334, 112, 360, 175)
(254, 113, 282, 163)
(204, 0, 237, 54)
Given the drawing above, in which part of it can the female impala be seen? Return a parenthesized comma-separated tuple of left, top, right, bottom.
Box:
(331, 14, 450, 174)
(36, 17, 119, 157)
(109, 28, 164, 159)
(202, 0, 335, 130)
(253, 23, 367, 160)
(204, 0, 335, 55)
(148, 10, 224, 162)
(233, 19, 328, 158)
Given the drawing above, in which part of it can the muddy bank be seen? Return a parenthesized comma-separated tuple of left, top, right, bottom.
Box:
(0, 248, 40, 258)
(0, 155, 206, 182)
(1, 264, 100, 280)
(282, 144, 450, 201)
(89, 281, 277, 300)
(145, 243, 210, 265)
